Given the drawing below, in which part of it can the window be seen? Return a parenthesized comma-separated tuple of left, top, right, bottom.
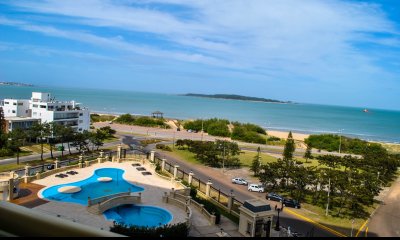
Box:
(18, 103, 23, 106)
(79, 113, 83, 116)
(25, 110, 28, 113)
(4, 101, 9, 104)
(78, 128, 82, 131)
(13, 102, 17, 105)
(33, 104, 38, 108)
(12, 110, 15, 113)
(40, 105, 46, 109)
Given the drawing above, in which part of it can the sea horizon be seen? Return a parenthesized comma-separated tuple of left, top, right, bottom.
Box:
(1, 84, 399, 144)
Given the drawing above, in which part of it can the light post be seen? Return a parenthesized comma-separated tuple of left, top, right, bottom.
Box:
(338, 129, 344, 154)
(350, 219, 355, 237)
(325, 175, 331, 216)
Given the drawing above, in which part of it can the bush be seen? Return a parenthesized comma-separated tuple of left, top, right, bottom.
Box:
(305, 134, 380, 154)
(111, 222, 189, 238)
(183, 118, 230, 137)
(156, 144, 172, 152)
(114, 114, 170, 128)
(155, 162, 161, 172)
(0, 148, 14, 157)
(90, 114, 115, 123)
(189, 187, 221, 224)
(267, 136, 281, 141)
(231, 126, 266, 144)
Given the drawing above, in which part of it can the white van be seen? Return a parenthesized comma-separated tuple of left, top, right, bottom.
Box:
(247, 184, 265, 193)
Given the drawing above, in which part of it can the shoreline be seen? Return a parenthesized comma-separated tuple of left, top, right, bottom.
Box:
(91, 111, 399, 145)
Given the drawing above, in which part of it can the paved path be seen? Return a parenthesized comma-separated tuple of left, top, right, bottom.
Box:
(364, 176, 400, 237)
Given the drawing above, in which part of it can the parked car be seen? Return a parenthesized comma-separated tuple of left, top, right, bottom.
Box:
(231, 177, 248, 185)
(266, 192, 284, 202)
(247, 184, 265, 193)
(283, 198, 301, 209)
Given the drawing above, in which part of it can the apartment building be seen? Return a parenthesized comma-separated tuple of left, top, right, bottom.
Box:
(2, 92, 90, 132)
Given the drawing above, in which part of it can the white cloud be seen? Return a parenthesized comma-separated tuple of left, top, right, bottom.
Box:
(1, 0, 399, 85)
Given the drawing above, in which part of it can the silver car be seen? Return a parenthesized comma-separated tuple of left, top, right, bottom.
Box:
(232, 177, 248, 185)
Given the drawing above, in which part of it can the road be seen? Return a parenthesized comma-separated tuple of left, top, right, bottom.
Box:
(364, 176, 400, 237)
(95, 122, 358, 158)
(120, 134, 337, 237)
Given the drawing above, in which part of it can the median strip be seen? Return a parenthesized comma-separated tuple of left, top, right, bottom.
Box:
(284, 208, 347, 237)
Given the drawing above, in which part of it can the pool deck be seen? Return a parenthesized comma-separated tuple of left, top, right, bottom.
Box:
(25, 160, 241, 236)
(31, 161, 187, 230)
(10, 183, 49, 208)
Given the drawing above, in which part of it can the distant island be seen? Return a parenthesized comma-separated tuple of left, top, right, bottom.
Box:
(0, 82, 34, 87)
(182, 93, 292, 104)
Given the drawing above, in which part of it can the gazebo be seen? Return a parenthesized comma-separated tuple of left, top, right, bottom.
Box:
(151, 111, 164, 119)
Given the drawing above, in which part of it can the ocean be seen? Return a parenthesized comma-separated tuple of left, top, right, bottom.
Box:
(1, 85, 399, 143)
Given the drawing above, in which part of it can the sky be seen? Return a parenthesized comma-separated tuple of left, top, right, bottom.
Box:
(0, 0, 399, 110)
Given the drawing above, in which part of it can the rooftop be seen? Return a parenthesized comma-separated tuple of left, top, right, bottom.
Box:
(243, 199, 272, 213)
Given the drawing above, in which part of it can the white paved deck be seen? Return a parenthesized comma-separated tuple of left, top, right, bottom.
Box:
(32, 161, 188, 230)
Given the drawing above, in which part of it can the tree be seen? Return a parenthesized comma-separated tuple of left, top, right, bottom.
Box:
(7, 128, 26, 165)
(251, 147, 262, 176)
(304, 143, 312, 163)
(29, 122, 48, 161)
(71, 130, 90, 153)
(283, 131, 296, 161)
(89, 129, 107, 151)
(282, 132, 296, 187)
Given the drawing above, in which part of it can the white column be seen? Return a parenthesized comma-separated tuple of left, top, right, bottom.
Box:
(117, 145, 122, 159)
(150, 150, 155, 162)
(188, 171, 194, 185)
(161, 159, 166, 171)
(55, 160, 60, 169)
(206, 179, 212, 197)
(173, 165, 179, 179)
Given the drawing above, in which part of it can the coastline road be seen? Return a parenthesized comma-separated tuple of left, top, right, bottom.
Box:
(95, 122, 357, 158)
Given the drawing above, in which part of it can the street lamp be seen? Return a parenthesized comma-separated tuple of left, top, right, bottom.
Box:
(338, 129, 344, 154)
(325, 175, 331, 216)
(350, 219, 355, 237)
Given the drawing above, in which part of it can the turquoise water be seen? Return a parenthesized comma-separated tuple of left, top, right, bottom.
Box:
(104, 204, 173, 227)
(1, 85, 400, 143)
(41, 168, 144, 205)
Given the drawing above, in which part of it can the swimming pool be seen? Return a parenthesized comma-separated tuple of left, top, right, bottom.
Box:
(104, 204, 173, 227)
(41, 168, 144, 205)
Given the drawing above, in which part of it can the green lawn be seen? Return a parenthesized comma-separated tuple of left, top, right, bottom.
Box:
(103, 136, 120, 143)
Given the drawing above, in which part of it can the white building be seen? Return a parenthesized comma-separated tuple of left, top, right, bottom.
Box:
(2, 92, 90, 133)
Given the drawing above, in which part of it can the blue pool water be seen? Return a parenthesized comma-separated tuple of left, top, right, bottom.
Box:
(104, 204, 173, 227)
(41, 168, 144, 205)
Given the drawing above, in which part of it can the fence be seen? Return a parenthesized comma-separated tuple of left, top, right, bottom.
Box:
(154, 156, 243, 217)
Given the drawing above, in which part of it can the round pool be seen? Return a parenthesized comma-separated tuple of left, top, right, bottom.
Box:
(104, 204, 173, 227)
